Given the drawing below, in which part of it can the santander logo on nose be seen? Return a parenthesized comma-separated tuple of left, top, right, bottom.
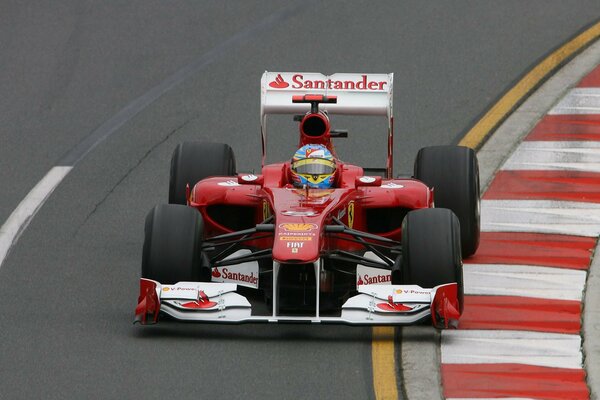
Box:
(269, 74, 289, 89)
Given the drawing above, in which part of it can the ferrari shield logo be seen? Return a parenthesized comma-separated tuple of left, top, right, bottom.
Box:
(262, 200, 270, 221)
(348, 201, 355, 229)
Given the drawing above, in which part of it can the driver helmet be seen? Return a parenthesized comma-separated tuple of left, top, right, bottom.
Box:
(290, 144, 337, 189)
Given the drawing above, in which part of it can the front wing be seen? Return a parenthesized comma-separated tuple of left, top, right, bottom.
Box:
(134, 279, 460, 329)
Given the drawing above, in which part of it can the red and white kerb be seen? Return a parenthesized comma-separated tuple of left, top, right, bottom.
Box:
(440, 65, 600, 399)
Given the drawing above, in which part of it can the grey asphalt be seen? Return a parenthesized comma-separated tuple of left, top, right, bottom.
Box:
(1, 1, 600, 399)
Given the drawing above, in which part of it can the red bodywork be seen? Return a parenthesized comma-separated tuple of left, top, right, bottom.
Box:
(190, 93, 431, 263)
(190, 170, 431, 263)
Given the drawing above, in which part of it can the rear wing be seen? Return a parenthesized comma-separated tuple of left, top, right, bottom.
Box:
(260, 72, 394, 177)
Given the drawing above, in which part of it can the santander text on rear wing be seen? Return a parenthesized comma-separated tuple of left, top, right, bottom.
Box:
(261, 72, 393, 116)
(260, 72, 394, 177)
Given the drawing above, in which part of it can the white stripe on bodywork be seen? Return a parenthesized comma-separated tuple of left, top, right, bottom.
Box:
(0, 166, 72, 268)
(502, 141, 600, 172)
(441, 330, 583, 369)
(464, 264, 586, 301)
(481, 199, 600, 236)
(549, 87, 600, 114)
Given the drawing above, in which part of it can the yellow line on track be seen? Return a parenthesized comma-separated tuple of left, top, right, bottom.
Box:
(371, 20, 600, 400)
(460, 21, 600, 149)
(372, 326, 398, 399)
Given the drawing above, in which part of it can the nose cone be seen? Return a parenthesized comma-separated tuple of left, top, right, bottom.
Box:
(272, 221, 321, 263)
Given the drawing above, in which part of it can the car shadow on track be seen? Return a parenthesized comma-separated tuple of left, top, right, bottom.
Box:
(130, 320, 374, 343)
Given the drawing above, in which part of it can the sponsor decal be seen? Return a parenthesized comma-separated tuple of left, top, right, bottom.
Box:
(402, 289, 429, 295)
(240, 174, 258, 182)
(277, 225, 317, 242)
(289, 74, 387, 91)
(218, 180, 240, 187)
(348, 201, 355, 229)
(211, 260, 259, 289)
(381, 182, 404, 189)
(279, 236, 312, 241)
(359, 176, 376, 183)
(279, 223, 318, 232)
(390, 287, 432, 303)
(356, 274, 392, 286)
(167, 286, 195, 291)
(212, 267, 258, 286)
(356, 264, 391, 288)
(360, 274, 391, 285)
(377, 296, 414, 313)
(269, 74, 289, 89)
(306, 148, 325, 158)
(357, 274, 364, 286)
(160, 285, 199, 301)
(286, 242, 304, 248)
(278, 231, 314, 236)
(291, 248, 298, 254)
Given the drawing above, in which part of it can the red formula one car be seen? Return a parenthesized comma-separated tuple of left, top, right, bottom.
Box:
(135, 72, 480, 328)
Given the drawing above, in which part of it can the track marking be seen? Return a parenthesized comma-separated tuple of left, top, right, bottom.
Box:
(0, 166, 72, 266)
(372, 327, 399, 400)
(464, 263, 587, 301)
(57, 2, 311, 167)
(459, 21, 600, 149)
(0, 3, 311, 272)
(442, 330, 583, 369)
(501, 140, 600, 172)
(393, 20, 600, 400)
(550, 87, 600, 114)
(481, 199, 600, 236)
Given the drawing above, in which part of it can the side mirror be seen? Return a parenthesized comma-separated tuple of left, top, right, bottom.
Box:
(355, 176, 382, 188)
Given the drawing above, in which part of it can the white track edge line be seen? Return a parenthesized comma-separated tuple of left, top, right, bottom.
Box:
(0, 166, 72, 268)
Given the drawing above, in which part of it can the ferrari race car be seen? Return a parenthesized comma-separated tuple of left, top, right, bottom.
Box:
(135, 72, 480, 329)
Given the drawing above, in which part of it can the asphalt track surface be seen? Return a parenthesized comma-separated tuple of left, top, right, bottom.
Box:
(1, 2, 600, 399)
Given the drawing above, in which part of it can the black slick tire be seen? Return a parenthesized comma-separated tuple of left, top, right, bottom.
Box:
(399, 208, 463, 313)
(414, 145, 480, 257)
(142, 204, 205, 284)
(169, 142, 236, 205)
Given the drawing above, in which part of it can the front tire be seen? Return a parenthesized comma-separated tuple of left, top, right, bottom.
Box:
(398, 208, 463, 312)
(142, 204, 209, 284)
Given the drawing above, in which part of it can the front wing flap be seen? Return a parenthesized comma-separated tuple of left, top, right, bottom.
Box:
(134, 278, 460, 328)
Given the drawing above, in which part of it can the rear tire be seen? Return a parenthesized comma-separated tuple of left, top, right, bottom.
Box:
(399, 208, 463, 312)
(169, 142, 236, 205)
(414, 145, 480, 257)
(142, 204, 208, 284)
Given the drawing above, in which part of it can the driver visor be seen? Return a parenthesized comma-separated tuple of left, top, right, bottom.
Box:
(292, 158, 336, 175)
